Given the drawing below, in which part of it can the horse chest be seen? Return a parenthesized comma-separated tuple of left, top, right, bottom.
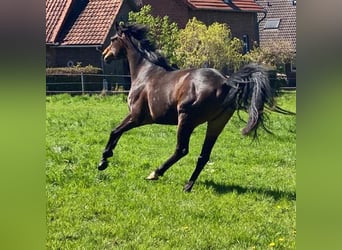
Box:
(127, 80, 146, 107)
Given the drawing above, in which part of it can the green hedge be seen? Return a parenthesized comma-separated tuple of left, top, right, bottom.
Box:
(46, 65, 104, 92)
(46, 65, 102, 75)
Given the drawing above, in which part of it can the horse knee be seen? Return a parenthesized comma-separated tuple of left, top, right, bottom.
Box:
(176, 147, 188, 157)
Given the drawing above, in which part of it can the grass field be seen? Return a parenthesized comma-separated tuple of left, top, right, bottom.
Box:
(46, 92, 296, 249)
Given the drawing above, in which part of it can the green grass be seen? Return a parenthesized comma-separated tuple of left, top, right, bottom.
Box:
(46, 92, 296, 249)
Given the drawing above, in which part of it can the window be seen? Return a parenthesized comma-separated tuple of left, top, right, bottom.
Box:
(291, 57, 296, 72)
(264, 18, 281, 29)
(293, 0, 296, 6)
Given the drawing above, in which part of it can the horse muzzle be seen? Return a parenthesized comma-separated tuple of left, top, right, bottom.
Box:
(103, 52, 115, 64)
(102, 47, 114, 64)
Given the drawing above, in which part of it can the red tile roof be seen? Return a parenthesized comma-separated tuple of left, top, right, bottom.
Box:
(46, 0, 73, 43)
(62, 0, 123, 45)
(46, 0, 125, 45)
(185, 0, 265, 12)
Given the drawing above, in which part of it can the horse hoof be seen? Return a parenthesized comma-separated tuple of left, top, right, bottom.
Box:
(98, 160, 108, 171)
(183, 181, 194, 192)
(146, 171, 159, 180)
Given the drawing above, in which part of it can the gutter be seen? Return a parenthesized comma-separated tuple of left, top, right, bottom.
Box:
(255, 9, 267, 47)
(46, 42, 60, 46)
(257, 10, 267, 25)
(54, 44, 103, 48)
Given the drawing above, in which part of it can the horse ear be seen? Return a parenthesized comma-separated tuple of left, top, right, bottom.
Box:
(115, 22, 122, 36)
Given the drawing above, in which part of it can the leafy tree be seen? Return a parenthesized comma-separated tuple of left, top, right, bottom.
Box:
(128, 5, 179, 65)
(175, 17, 244, 73)
(245, 40, 295, 73)
(129, 8, 293, 74)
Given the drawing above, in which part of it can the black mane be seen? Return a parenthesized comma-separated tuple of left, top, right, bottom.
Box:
(119, 23, 176, 71)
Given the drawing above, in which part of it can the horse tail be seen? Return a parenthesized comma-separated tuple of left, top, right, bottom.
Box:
(227, 63, 292, 138)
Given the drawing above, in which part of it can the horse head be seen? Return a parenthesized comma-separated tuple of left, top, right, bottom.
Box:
(102, 22, 127, 64)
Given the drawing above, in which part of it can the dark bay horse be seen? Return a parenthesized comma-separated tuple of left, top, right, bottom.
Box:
(99, 23, 294, 192)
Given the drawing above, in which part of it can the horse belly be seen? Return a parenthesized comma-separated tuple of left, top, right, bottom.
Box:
(150, 104, 178, 125)
(155, 115, 178, 125)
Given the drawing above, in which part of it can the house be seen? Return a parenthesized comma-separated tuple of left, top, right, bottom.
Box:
(137, 0, 266, 53)
(46, 0, 138, 75)
(46, 0, 267, 76)
(256, 0, 296, 86)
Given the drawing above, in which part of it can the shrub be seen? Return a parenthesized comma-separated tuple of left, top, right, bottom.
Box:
(46, 63, 102, 75)
(244, 41, 295, 73)
(128, 5, 179, 66)
(128, 6, 294, 80)
(46, 64, 104, 92)
(175, 18, 243, 73)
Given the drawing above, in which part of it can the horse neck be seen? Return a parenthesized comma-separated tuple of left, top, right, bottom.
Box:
(125, 43, 150, 81)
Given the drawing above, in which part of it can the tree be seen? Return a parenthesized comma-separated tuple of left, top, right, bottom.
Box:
(128, 5, 179, 66)
(174, 17, 244, 73)
(244, 40, 295, 73)
(129, 8, 260, 73)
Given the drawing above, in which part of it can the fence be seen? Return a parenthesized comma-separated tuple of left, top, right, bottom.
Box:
(46, 73, 296, 95)
(46, 73, 131, 95)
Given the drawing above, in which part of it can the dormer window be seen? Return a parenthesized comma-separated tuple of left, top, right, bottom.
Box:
(264, 18, 281, 29)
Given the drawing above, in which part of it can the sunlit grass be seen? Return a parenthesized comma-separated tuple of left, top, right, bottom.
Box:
(46, 92, 296, 249)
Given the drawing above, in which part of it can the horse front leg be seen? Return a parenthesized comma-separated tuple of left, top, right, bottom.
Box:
(98, 114, 137, 170)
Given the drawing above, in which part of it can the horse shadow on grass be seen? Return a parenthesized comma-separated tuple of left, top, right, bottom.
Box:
(200, 180, 296, 201)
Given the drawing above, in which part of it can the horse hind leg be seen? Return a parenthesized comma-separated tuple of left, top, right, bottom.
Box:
(183, 134, 217, 192)
(184, 113, 233, 192)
